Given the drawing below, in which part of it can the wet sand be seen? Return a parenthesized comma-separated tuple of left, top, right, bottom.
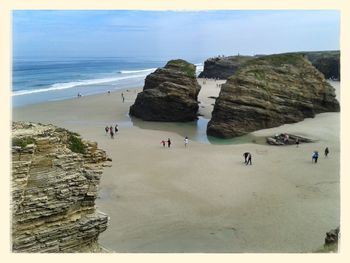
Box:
(12, 80, 340, 252)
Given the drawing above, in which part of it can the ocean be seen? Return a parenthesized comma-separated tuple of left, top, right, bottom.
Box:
(12, 57, 204, 107)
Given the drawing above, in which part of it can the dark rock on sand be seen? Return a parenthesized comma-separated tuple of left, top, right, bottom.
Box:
(207, 54, 340, 138)
(129, 59, 201, 121)
(198, 55, 255, 79)
(266, 133, 313, 146)
(325, 227, 340, 246)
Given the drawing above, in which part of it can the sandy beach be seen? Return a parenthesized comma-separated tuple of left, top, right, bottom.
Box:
(12, 79, 340, 252)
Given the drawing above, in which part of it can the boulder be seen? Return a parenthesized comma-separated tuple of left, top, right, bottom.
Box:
(266, 133, 313, 146)
(207, 54, 340, 138)
(129, 59, 201, 121)
(325, 227, 340, 246)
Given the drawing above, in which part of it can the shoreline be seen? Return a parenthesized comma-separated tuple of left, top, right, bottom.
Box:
(12, 79, 340, 252)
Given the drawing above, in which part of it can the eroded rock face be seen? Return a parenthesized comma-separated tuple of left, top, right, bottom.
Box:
(207, 54, 340, 138)
(198, 55, 255, 79)
(12, 122, 110, 253)
(129, 59, 201, 121)
(301, 51, 340, 80)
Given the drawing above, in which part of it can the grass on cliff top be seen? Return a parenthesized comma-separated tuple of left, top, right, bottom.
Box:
(231, 53, 305, 79)
(166, 59, 196, 78)
(12, 137, 36, 148)
(54, 127, 86, 154)
(244, 53, 305, 68)
(68, 134, 86, 154)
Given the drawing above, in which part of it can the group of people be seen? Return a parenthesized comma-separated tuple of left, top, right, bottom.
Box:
(105, 124, 119, 139)
(242, 147, 330, 166)
(160, 138, 172, 148)
(160, 136, 189, 148)
(312, 147, 329, 163)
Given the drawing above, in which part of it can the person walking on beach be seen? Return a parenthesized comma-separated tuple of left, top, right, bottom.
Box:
(243, 152, 250, 164)
(296, 138, 299, 147)
(115, 124, 119, 134)
(167, 138, 171, 148)
(184, 136, 189, 147)
(161, 140, 166, 147)
(121, 93, 125, 103)
(105, 126, 109, 134)
(110, 129, 114, 139)
(312, 151, 319, 163)
(325, 147, 329, 157)
(246, 153, 252, 165)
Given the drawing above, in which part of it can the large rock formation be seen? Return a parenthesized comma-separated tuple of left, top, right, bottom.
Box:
(198, 55, 255, 79)
(129, 59, 201, 121)
(301, 51, 340, 80)
(12, 122, 110, 253)
(198, 51, 340, 81)
(207, 54, 340, 138)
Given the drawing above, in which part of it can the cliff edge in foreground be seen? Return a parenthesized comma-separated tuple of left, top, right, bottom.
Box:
(12, 122, 110, 252)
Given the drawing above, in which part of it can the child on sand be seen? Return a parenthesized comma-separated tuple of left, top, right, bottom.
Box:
(110, 129, 114, 139)
(105, 126, 109, 134)
(115, 124, 119, 134)
(161, 140, 166, 147)
(184, 136, 189, 147)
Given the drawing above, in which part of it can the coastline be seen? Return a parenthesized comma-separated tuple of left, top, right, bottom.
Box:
(12, 79, 340, 252)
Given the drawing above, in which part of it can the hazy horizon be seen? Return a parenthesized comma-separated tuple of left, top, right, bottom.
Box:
(13, 10, 340, 61)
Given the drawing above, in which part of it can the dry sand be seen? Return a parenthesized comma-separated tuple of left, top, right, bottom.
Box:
(12, 80, 340, 252)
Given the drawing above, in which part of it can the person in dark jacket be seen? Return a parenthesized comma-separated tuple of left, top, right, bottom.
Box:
(325, 147, 329, 157)
(243, 152, 250, 164)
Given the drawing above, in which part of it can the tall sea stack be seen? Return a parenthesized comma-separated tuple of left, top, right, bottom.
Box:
(129, 59, 201, 121)
(207, 54, 340, 138)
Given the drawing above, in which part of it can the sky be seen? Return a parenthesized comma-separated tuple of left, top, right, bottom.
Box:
(12, 10, 340, 61)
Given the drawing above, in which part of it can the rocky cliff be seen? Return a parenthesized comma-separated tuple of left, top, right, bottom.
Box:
(129, 59, 201, 121)
(198, 55, 255, 79)
(12, 122, 110, 253)
(207, 54, 340, 138)
(198, 51, 340, 81)
(301, 51, 340, 80)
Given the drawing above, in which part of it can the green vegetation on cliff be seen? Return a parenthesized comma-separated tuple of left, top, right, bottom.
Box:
(12, 137, 36, 148)
(247, 53, 304, 67)
(166, 59, 196, 78)
(68, 134, 86, 154)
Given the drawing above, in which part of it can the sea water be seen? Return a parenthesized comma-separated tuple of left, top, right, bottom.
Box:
(12, 57, 204, 107)
(12, 56, 264, 145)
